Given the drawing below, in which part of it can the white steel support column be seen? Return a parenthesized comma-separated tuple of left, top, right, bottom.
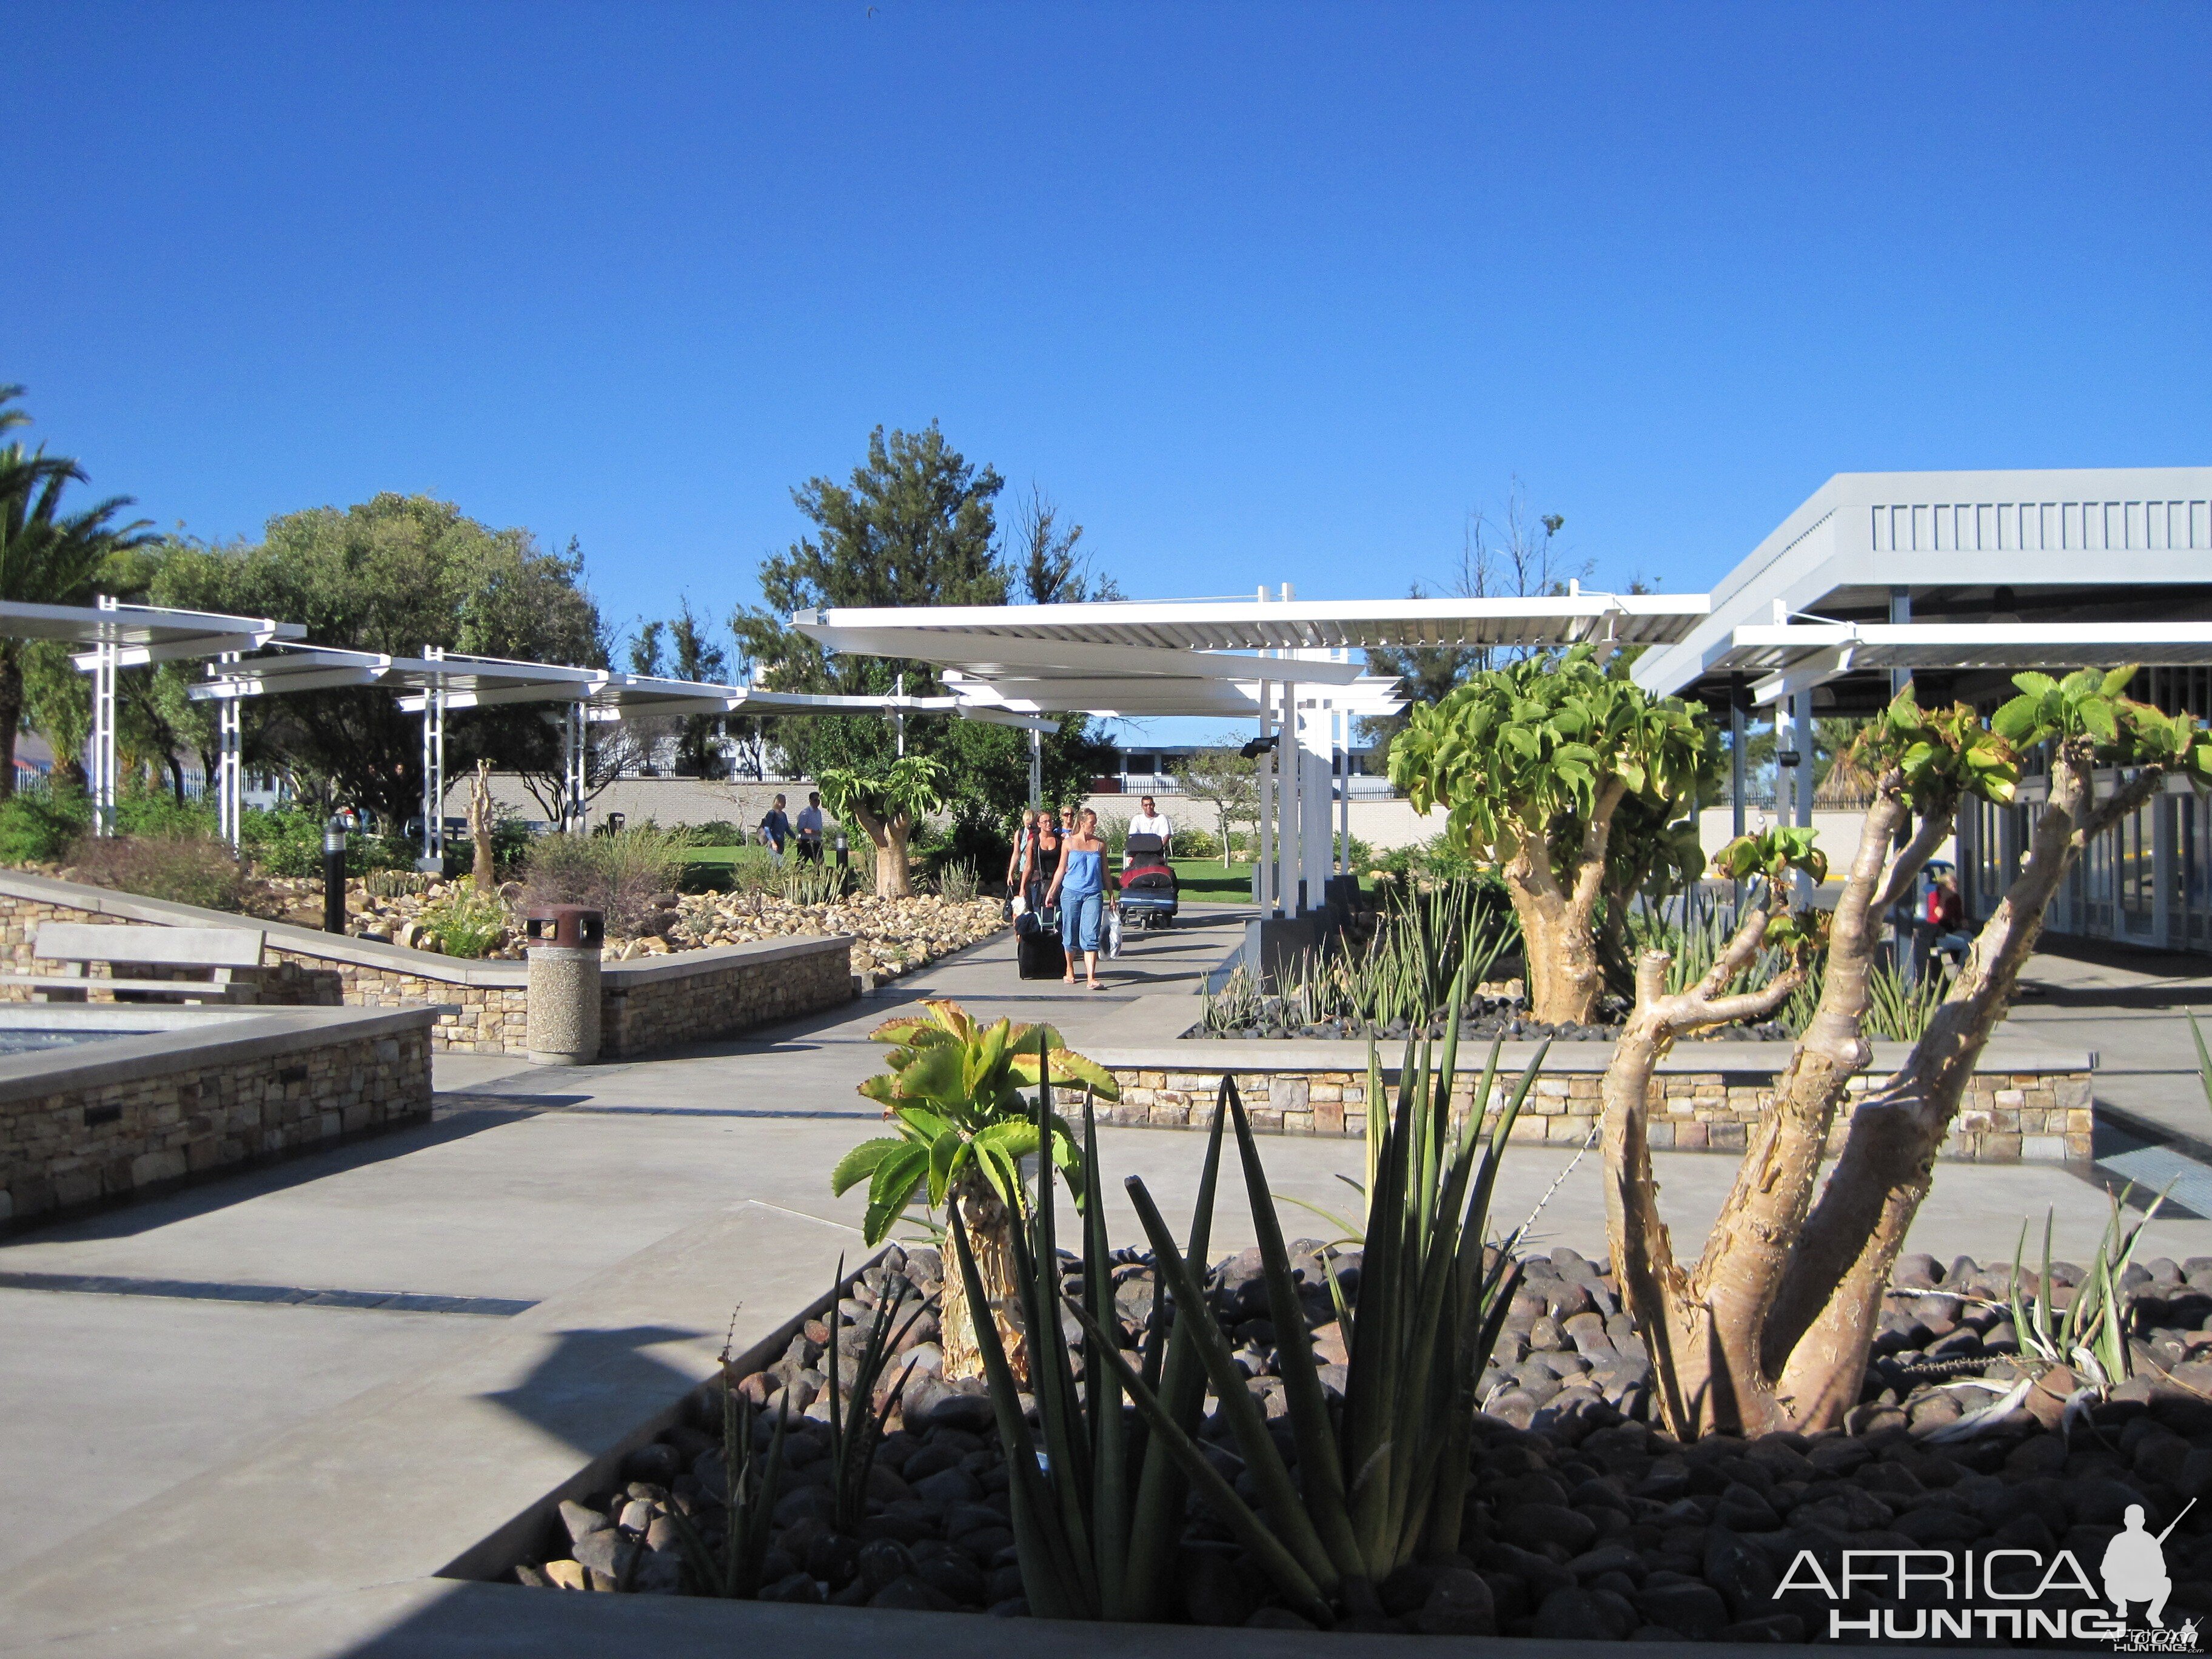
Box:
(90, 595, 119, 836)
(418, 646, 446, 870)
(216, 651, 243, 851)
(1298, 695, 1329, 913)
(1028, 725, 1042, 807)
(1256, 689, 1276, 913)
(562, 704, 589, 835)
(1279, 679, 1301, 914)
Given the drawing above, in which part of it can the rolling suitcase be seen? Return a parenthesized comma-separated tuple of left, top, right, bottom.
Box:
(1016, 907, 1066, 979)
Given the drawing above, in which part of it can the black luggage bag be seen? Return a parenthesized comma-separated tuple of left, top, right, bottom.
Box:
(1016, 902, 1065, 979)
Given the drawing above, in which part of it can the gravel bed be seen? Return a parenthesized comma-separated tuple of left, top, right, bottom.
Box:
(516, 1242, 2212, 1639)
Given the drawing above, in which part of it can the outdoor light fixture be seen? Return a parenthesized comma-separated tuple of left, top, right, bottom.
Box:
(1239, 734, 1279, 759)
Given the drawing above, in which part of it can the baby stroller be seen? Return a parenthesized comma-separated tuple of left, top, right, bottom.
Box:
(1117, 832, 1179, 930)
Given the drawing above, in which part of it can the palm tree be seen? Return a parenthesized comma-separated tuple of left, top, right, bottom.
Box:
(0, 388, 155, 797)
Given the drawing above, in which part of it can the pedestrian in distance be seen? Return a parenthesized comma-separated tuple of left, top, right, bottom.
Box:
(794, 792, 825, 864)
(1005, 808, 1041, 910)
(758, 794, 791, 868)
(1044, 807, 1108, 990)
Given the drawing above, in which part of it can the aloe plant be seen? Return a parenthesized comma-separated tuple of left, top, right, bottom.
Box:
(950, 993, 1540, 1624)
(1997, 1191, 2167, 1394)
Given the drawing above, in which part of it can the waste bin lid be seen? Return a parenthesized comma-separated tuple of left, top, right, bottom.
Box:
(523, 905, 605, 949)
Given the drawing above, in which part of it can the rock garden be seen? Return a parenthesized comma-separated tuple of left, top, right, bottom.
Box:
(516, 1235, 2212, 1641)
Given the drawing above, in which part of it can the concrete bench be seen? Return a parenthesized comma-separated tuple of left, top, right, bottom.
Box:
(1, 923, 267, 1004)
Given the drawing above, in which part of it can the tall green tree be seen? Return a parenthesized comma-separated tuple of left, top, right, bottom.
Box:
(148, 495, 604, 824)
(1177, 741, 1258, 867)
(0, 387, 156, 796)
(735, 424, 1110, 877)
(628, 596, 732, 776)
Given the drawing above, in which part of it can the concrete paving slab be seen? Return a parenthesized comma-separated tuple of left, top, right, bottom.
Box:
(0, 1290, 474, 1577)
(0, 1201, 856, 1650)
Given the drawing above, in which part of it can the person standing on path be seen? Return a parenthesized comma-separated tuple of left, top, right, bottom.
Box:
(1033, 808, 1064, 904)
(1128, 794, 1174, 858)
(758, 794, 791, 868)
(1005, 808, 1041, 902)
(794, 793, 825, 864)
(1044, 808, 1108, 990)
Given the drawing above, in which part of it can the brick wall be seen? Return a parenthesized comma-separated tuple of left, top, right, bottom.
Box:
(1, 1018, 432, 1226)
(1104, 1064, 2094, 1163)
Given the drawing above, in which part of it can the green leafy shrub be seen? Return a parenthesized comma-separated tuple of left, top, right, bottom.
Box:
(419, 888, 509, 957)
(240, 806, 416, 879)
(1171, 825, 1219, 860)
(65, 833, 246, 912)
(0, 785, 92, 864)
(521, 826, 684, 935)
(239, 806, 322, 876)
(934, 859, 980, 903)
(116, 789, 217, 840)
(686, 820, 741, 846)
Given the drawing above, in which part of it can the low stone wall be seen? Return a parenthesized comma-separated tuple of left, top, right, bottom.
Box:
(0, 873, 854, 1059)
(599, 937, 854, 1059)
(1100, 1054, 2095, 1163)
(0, 1006, 435, 1227)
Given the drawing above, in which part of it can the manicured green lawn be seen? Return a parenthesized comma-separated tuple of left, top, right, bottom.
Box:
(1168, 859, 1259, 902)
(678, 843, 759, 869)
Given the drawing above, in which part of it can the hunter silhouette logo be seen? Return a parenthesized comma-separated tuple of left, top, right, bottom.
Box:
(2102, 1501, 2200, 1651)
(2105, 1505, 2175, 1627)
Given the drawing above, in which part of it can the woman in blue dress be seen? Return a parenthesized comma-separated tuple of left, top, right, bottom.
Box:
(1043, 807, 1108, 990)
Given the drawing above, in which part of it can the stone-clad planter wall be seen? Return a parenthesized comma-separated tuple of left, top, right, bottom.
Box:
(0, 874, 853, 1059)
(0, 1007, 435, 1227)
(1100, 1057, 2094, 1163)
(597, 938, 854, 1059)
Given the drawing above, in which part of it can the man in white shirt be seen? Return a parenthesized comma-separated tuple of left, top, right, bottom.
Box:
(1127, 796, 1173, 857)
(794, 793, 826, 863)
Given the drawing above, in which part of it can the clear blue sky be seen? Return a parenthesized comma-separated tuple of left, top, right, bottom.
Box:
(8, 2, 2208, 741)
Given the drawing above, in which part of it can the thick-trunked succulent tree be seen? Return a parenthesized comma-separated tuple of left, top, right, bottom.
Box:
(1600, 673, 2210, 1438)
(1389, 645, 1707, 1025)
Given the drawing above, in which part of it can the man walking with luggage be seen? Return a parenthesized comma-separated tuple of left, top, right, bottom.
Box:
(1128, 795, 1174, 859)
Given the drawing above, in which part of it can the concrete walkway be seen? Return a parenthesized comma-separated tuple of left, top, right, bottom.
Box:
(6, 908, 2212, 1649)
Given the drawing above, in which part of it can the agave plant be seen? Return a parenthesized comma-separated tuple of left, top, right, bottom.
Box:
(948, 993, 1541, 1624)
(1996, 1192, 2167, 1395)
(821, 1255, 937, 1533)
(666, 1354, 786, 1598)
(831, 1000, 1118, 1381)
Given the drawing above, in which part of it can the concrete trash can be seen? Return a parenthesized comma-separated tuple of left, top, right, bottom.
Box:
(525, 904, 605, 1065)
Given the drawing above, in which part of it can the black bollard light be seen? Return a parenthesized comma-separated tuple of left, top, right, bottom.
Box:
(835, 830, 849, 870)
(323, 814, 348, 935)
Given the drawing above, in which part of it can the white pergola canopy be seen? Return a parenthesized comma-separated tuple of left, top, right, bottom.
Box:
(189, 643, 1048, 865)
(0, 597, 306, 839)
(794, 589, 1706, 917)
(796, 590, 1702, 725)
